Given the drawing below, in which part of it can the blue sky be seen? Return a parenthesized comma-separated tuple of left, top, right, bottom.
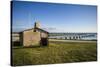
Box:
(12, 1, 97, 33)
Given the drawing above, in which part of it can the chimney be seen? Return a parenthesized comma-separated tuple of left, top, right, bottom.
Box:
(34, 21, 41, 28)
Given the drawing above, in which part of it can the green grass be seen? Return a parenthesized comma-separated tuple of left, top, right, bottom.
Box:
(12, 41, 97, 66)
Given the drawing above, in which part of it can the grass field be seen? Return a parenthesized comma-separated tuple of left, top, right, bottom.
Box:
(12, 40, 97, 66)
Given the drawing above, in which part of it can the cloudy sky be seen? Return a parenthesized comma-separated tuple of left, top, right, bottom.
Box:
(12, 1, 97, 33)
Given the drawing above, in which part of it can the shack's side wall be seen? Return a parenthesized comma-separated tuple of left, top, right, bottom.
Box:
(23, 30, 41, 46)
(41, 32, 48, 38)
(19, 32, 23, 46)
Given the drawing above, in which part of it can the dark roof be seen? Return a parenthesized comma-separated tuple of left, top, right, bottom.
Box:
(35, 27, 49, 34)
(21, 28, 34, 32)
(12, 27, 49, 34)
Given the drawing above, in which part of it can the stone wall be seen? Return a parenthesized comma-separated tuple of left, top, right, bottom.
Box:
(23, 29, 41, 46)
